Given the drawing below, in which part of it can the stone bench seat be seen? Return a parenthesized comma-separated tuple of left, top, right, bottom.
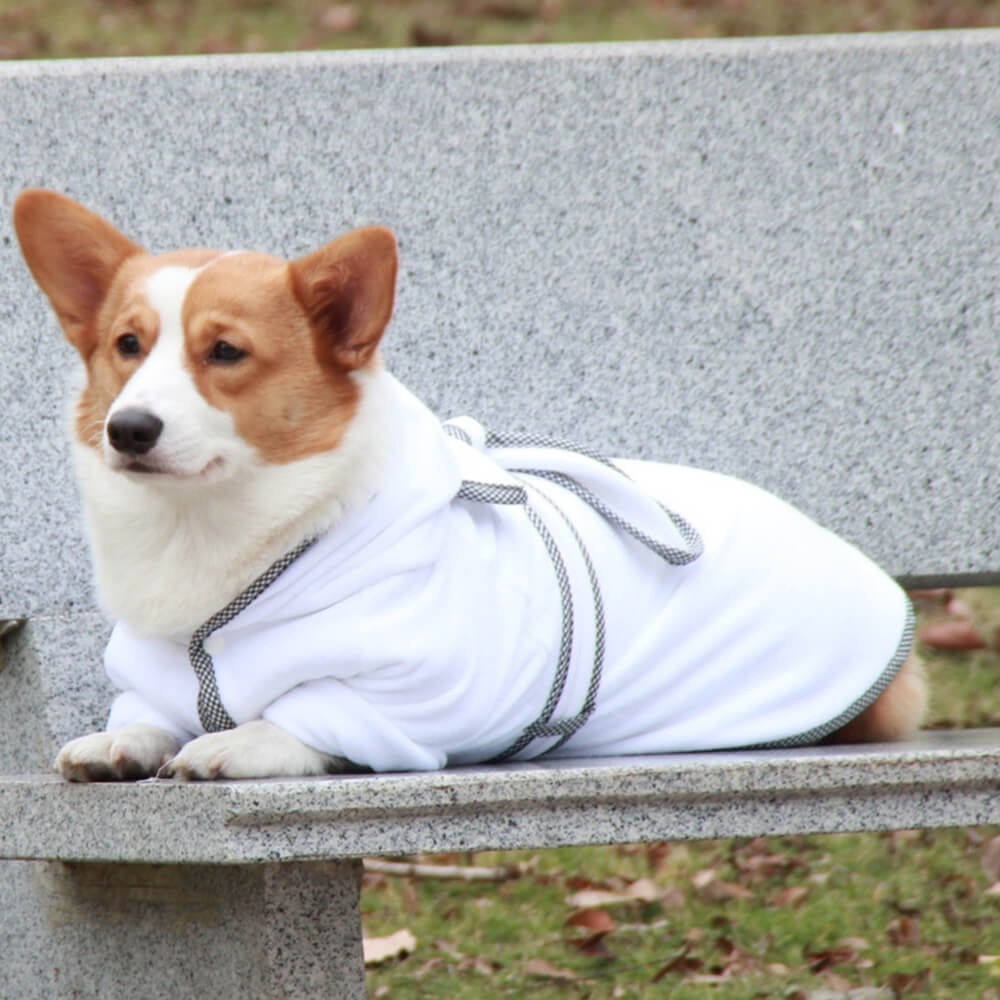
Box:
(0, 729, 999, 864)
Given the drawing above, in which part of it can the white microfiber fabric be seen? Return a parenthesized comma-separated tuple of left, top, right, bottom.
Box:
(105, 374, 912, 772)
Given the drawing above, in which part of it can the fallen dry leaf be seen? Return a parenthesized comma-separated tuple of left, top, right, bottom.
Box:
(317, 4, 359, 33)
(887, 968, 931, 994)
(805, 944, 859, 972)
(887, 915, 921, 947)
(565, 877, 662, 908)
(733, 843, 802, 881)
(566, 908, 616, 933)
(363, 928, 417, 966)
(414, 957, 442, 978)
(771, 885, 810, 908)
(691, 868, 717, 889)
(434, 939, 465, 960)
(907, 588, 952, 607)
(982, 835, 1000, 882)
(699, 879, 753, 902)
(917, 619, 986, 650)
(818, 970, 854, 993)
(524, 958, 578, 981)
(457, 955, 499, 975)
(838, 936, 871, 952)
(651, 949, 703, 983)
(945, 596, 975, 619)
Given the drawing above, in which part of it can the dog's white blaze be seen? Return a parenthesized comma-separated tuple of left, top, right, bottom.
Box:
(114, 265, 201, 412)
(104, 264, 248, 477)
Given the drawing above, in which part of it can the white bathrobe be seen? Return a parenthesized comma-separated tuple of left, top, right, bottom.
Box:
(105, 375, 912, 772)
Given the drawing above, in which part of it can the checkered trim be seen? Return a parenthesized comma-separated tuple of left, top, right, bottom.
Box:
(448, 423, 694, 761)
(188, 536, 318, 732)
(741, 598, 916, 750)
(523, 469, 702, 566)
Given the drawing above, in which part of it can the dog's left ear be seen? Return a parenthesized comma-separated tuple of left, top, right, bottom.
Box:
(288, 227, 397, 372)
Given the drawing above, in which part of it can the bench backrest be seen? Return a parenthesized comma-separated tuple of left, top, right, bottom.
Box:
(4, 31, 1000, 624)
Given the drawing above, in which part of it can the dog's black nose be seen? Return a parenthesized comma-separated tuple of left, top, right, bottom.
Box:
(106, 408, 164, 455)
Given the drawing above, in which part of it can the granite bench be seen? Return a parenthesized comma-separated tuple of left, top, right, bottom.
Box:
(3, 28, 1000, 998)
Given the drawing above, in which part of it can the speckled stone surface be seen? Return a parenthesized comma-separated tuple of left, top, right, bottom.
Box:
(0, 860, 365, 999)
(0, 615, 113, 771)
(5, 31, 1000, 621)
(1, 729, 998, 863)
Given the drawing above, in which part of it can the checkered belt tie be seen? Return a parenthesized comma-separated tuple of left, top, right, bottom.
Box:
(443, 425, 703, 761)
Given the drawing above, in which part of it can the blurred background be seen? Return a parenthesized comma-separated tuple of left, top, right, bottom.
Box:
(3, 0, 1000, 61)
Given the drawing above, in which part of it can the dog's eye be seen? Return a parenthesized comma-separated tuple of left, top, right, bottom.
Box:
(116, 333, 141, 357)
(208, 340, 247, 364)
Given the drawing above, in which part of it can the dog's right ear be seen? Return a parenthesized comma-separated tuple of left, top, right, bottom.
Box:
(12, 189, 143, 354)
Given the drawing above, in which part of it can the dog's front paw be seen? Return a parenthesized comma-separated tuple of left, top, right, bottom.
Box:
(157, 720, 345, 780)
(55, 723, 179, 782)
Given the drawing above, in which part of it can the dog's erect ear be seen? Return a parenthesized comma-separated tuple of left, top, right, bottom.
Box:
(288, 227, 397, 371)
(12, 189, 144, 354)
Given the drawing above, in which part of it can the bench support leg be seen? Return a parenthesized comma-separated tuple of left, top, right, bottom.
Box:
(2, 858, 366, 998)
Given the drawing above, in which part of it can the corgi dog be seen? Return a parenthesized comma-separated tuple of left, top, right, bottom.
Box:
(13, 189, 927, 782)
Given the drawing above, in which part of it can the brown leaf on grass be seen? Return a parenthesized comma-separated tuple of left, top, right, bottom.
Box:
(573, 933, 615, 957)
(691, 868, 717, 889)
(986, 881, 1000, 896)
(818, 970, 854, 993)
(917, 619, 986, 650)
(414, 957, 442, 978)
(907, 587, 951, 601)
(982, 835, 1000, 881)
(770, 885, 810, 908)
(838, 936, 871, 952)
(524, 958, 578, 981)
(434, 939, 465, 960)
(645, 842, 671, 872)
(945, 596, 975, 619)
(457, 955, 500, 975)
(460, 0, 537, 19)
(363, 928, 417, 965)
(690, 866, 754, 901)
(566, 908, 615, 933)
(566, 907, 616, 956)
(317, 4, 359, 33)
(650, 948, 704, 983)
(565, 877, 662, 908)
(699, 879, 753, 902)
(732, 842, 803, 881)
(805, 944, 859, 972)
(887, 915, 921, 947)
(887, 968, 931, 994)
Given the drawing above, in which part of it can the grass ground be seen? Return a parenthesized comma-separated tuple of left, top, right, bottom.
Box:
(3, 0, 1000, 60)
(363, 589, 1000, 998)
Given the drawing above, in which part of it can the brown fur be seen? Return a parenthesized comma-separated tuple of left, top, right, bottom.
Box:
(826, 652, 927, 744)
(182, 252, 365, 465)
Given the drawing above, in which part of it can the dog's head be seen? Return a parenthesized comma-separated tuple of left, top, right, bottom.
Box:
(13, 189, 397, 485)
